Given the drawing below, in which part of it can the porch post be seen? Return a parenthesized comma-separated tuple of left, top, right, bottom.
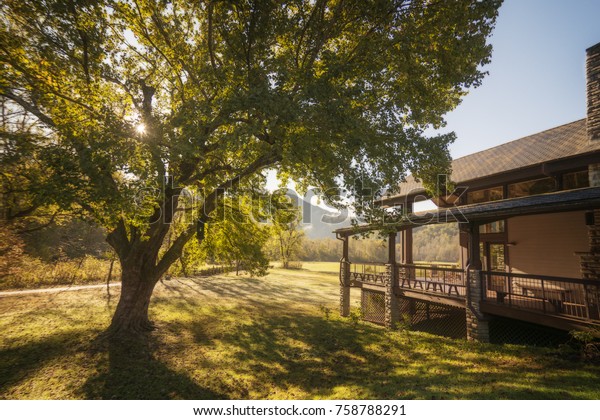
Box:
(339, 235, 351, 317)
(402, 201, 414, 264)
(388, 231, 397, 264)
(402, 228, 413, 264)
(385, 231, 400, 328)
(462, 222, 490, 342)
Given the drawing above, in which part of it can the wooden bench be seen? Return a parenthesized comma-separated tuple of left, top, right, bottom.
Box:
(424, 280, 460, 296)
(502, 294, 558, 313)
(515, 282, 574, 312)
(487, 275, 509, 303)
(401, 276, 463, 297)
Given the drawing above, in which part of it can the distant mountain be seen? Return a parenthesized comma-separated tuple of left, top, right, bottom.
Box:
(300, 199, 353, 239)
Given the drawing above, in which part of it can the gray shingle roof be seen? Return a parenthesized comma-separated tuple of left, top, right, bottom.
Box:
(388, 119, 597, 199)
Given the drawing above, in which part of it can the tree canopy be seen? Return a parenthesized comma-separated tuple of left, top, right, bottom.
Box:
(0, 0, 501, 335)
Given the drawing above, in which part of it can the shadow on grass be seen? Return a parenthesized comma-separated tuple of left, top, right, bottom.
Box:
(0, 330, 226, 399)
(168, 275, 333, 312)
(0, 332, 84, 395)
(175, 305, 599, 399)
(151, 276, 600, 399)
(3, 272, 599, 399)
(82, 336, 227, 400)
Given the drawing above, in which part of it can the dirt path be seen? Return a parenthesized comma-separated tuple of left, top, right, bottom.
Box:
(0, 282, 121, 297)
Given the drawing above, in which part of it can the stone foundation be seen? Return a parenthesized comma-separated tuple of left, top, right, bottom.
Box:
(339, 260, 350, 317)
(384, 263, 399, 328)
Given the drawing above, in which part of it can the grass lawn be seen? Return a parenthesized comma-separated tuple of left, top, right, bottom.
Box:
(293, 261, 340, 273)
(1, 268, 599, 399)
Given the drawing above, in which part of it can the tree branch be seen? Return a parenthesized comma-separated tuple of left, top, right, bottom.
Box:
(16, 211, 58, 234)
(0, 89, 56, 128)
(155, 149, 281, 276)
(207, 2, 222, 71)
(106, 218, 131, 260)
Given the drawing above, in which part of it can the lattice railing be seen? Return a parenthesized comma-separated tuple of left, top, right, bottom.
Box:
(361, 289, 386, 324)
(397, 297, 467, 339)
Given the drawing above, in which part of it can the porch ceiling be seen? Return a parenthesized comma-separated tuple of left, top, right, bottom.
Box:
(334, 186, 600, 236)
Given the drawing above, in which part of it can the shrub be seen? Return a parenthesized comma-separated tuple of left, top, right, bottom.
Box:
(319, 304, 332, 320)
(569, 327, 600, 361)
(0, 254, 121, 290)
(0, 225, 26, 279)
(285, 261, 303, 270)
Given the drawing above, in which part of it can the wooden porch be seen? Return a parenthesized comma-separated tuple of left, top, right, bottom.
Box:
(343, 260, 600, 332)
(480, 270, 600, 330)
(348, 262, 467, 307)
(336, 188, 600, 340)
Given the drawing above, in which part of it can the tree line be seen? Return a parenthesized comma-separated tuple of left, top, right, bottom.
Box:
(295, 224, 459, 263)
(0, 219, 459, 290)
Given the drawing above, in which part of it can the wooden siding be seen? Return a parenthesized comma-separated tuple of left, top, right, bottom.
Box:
(508, 211, 589, 278)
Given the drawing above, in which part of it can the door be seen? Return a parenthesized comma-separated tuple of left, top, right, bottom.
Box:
(482, 242, 508, 302)
(488, 243, 506, 272)
(481, 242, 506, 271)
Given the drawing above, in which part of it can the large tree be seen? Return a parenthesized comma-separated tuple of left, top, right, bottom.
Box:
(0, 0, 501, 336)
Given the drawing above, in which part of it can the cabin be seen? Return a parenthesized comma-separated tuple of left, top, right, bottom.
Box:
(334, 42, 600, 343)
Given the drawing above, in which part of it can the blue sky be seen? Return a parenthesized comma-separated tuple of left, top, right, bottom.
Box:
(442, 0, 600, 158)
(267, 0, 600, 193)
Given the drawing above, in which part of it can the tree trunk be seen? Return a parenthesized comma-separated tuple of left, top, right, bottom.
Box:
(106, 257, 115, 299)
(106, 266, 159, 337)
(179, 256, 188, 277)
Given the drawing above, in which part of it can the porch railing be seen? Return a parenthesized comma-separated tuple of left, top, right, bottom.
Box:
(482, 271, 600, 322)
(397, 263, 466, 298)
(349, 262, 387, 285)
(346, 262, 467, 297)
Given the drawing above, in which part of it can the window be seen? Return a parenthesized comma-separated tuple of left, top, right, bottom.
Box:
(563, 170, 589, 190)
(508, 177, 556, 198)
(467, 186, 504, 204)
(479, 220, 505, 234)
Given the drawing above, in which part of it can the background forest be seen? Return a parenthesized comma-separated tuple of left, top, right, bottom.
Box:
(0, 219, 459, 290)
(298, 224, 459, 263)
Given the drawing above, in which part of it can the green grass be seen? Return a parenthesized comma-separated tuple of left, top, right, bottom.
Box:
(1, 268, 599, 399)
(297, 261, 341, 273)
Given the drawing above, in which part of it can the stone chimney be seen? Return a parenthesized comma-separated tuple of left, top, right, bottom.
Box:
(581, 43, 600, 282)
(587, 42, 600, 186)
(588, 42, 600, 141)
